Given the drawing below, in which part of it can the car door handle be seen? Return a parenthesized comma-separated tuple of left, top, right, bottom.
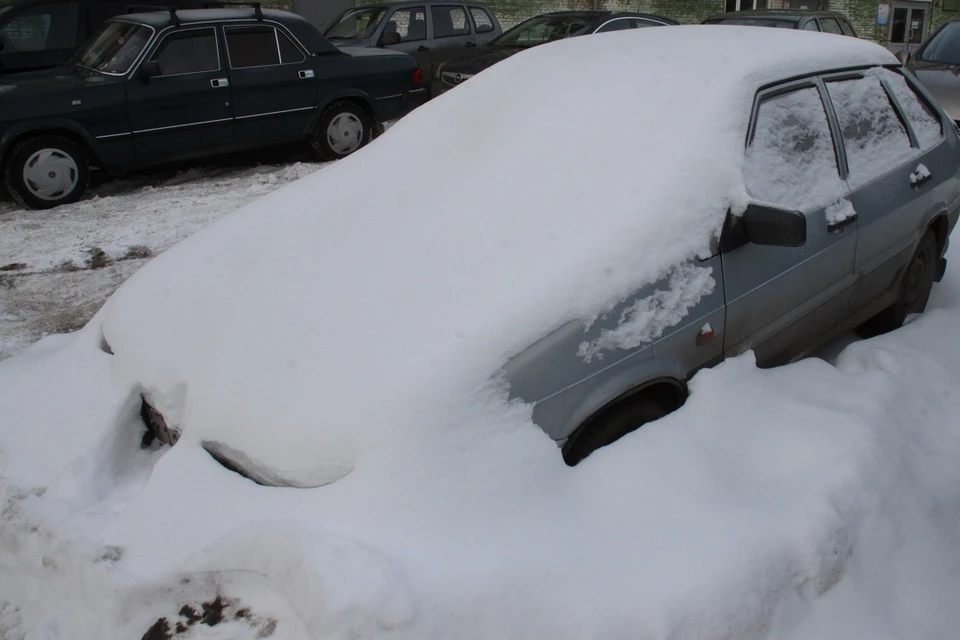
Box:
(910, 168, 932, 187)
(210, 78, 229, 88)
(417, 45, 430, 51)
(298, 69, 315, 79)
(465, 41, 476, 47)
(827, 213, 858, 233)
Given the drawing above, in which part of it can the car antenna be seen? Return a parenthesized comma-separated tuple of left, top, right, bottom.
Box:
(168, 7, 180, 27)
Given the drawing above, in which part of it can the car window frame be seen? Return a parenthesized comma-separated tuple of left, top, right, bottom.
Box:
(747, 77, 845, 181)
(145, 25, 221, 78)
(801, 18, 820, 31)
(633, 18, 664, 28)
(818, 17, 844, 35)
(430, 4, 472, 39)
(838, 18, 856, 37)
(223, 23, 306, 69)
(467, 5, 495, 35)
(383, 5, 428, 43)
(881, 66, 946, 144)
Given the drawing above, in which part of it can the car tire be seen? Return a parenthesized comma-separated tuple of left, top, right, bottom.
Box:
(858, 229, 938, 338)
(563, 395, 668, 466)
(311, 102, 374, 161)
(4, 135, 90, 210)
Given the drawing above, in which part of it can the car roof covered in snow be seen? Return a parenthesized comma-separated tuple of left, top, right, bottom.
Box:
(100, 26, 898, 484)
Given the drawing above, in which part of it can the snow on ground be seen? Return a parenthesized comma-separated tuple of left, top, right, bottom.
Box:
(1, 249, 959, 640)
(0, 160, 325, 360)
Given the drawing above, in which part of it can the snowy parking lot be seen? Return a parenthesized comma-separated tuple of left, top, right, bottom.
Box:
(0, 160, 326, 360)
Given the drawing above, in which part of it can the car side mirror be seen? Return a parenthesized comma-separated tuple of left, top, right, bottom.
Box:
(741, 203, 806, 247)
(137, 60, 161, 80)
(895, 49, 911, 64)
(379, 32, 401, 46)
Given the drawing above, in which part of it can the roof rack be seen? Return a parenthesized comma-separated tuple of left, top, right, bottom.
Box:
(168, 2, 264, 27)
(218, 1, 265, 20)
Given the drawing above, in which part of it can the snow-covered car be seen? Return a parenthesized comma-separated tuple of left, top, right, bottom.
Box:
(95, 25, 959, 484)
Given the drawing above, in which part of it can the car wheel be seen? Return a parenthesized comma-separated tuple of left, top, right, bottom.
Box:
(858, 229, 938, 337)
(563, 395, 668, 466)
(311, 102, 373, 161)
(4, 136, 90, 210)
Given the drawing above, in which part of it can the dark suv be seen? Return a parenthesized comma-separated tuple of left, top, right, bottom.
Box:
(0, 0, 221, 73)
(702, 9, 857, 36)
(323, 1, 502, 93)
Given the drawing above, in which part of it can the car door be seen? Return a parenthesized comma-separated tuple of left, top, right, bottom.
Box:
(0, 0, 80, 72)
(126, 26, 234, 164)
(722, 81, 858, 366)
(379, 5, 430, 82)
(427, 5, 474, 71)
(824, 69, 948, 322)
(223, 23, 317, 147)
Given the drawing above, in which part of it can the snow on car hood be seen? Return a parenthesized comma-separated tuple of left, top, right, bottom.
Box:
(100, 27, 895, 486)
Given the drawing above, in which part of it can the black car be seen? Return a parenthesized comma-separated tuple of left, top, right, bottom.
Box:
(323, 1, 502, 94)
(0, 6, 426, 209)
(702, 9, 857, 36)
(433, 10, 675, 95)
(0, 0, 222, 74)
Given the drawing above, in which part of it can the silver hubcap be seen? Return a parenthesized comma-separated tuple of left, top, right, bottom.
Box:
(23, 148, 79, 201)
(326, 113, 364, 155)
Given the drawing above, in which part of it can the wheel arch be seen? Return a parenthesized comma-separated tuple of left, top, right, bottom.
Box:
(0, 123, 100, 171)
(560, 376, 687, 461)
(311, 92, 379, 134)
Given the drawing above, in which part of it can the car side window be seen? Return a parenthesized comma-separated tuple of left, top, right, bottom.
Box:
(825, 76, 914, 186)
(149, 28, 219, 76)
(880, 68, 943, 149)
(225, 26, 303, 68)
(431, 5, 470, 38)
(633, 19, 660, 28)
(745, 86, 844, 211)
(839, 19, 856, 36)
(0, 2, 79, 52)
(469, 7, 494, 34)
(595, 19, 632, 33)
(820, 17, 843, 35)
(802, 20, 820, 31)
(384, 7, 426, 42)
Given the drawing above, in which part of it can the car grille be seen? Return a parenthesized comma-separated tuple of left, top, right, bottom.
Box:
(441, 71, 473, 87)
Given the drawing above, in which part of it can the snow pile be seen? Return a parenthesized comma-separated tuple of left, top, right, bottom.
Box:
(910, 162, 932, 184)
(98, 27, 895, 486)
(825, 198, 857, 226)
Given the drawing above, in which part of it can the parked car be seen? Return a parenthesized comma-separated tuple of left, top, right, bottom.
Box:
(702, 9, 857, 36)
(98, 26, 960, 482)
(897, 18, 960, 126)
(0, 0, 223, 74)
(323, 1, 501, 94)
(433, 10, 675, 95)
(0, 6, 426, 209)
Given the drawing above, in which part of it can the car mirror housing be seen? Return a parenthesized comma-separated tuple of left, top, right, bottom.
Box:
(895, 49, 911, 64)
(137, 60, 161, 81)
(741, 203, 807, 247)
(379, 32, 401, 47)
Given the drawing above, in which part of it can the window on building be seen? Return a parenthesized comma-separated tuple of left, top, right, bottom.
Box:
(725, 0, 769, 11)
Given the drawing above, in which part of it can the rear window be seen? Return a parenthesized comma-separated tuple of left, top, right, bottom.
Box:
(826, 76, 914, 186)
(225, 26, 303, 68)
(703, 17, 797, 29)
(839, 19, 856, 36)
(469, 6, 494, 34)
(881, 69, 943, 149)
(431, 5, 470, 38)
(820, 17, 843, 35)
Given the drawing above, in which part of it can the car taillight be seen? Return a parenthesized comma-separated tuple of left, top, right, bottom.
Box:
(413, 68, 423, 85)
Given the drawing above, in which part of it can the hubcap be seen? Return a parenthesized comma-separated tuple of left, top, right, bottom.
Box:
(326, 113, 364, 155)
(23, 148, 78, 201)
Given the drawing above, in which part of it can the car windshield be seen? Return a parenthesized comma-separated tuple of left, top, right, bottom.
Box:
(77, 21, 152, 75)
(491, 15, 591, 48)
(324, 7, 387, 40)
(702, 17, 797, 29)
(915, 21, 960, 65)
